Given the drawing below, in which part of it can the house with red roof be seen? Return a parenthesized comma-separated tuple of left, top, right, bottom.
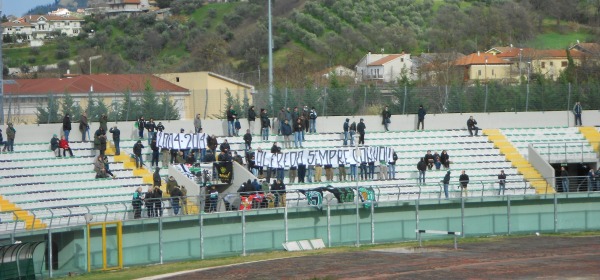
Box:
(2, 14, 84, 40)
(4, 74, 190, 124)
(106, 0, 151, 17)
(355, 52, 414, 83)
(453, 52, 513, 83)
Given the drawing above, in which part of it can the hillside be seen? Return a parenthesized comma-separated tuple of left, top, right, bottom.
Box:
(4, 0, 600, 87)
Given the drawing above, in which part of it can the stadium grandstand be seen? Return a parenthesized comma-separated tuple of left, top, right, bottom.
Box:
(1, 110, 600, 278)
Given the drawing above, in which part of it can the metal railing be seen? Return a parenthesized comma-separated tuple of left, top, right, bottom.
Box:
(531, 141, 599, 163)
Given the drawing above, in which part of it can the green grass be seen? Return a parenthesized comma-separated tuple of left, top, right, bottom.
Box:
(190, 2, 240, 32)
(528, 31, 591, 49)
(3, 43, 59, 67)
(62, 231, 600, 280)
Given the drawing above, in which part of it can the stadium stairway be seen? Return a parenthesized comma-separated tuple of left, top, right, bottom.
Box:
(0, 195, 45, 230)
(483, 129, 552, 194)
(110, 141, 169, 196)
(579, 127, 600, 153)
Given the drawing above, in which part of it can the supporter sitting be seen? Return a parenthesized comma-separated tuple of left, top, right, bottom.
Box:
(94, 155, 108, 179)
(104, 156, 116, 179)
(50, 134, 60, 157)
(59, 136, 74, 157)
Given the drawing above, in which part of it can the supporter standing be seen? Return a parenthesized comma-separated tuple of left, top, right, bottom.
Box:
(498, 170, 507, 195)
(59, 136, 74, 157)
(133, 140, 145, 169)
(459, 170, 470, 197)
(62, 113, 71, 141)
(227, 105, 237, 137)
(161, 147, 170, 168)
(294, 118, 304, 148)
(109, 126, 121, 155)
(234, 117, 241, 136)
(378, 160, 388, 180)
(145, 118, 156, 145)
(587, 168, 595, 191)
(260, 109, 270, 141)
(166, 176, 178, 195)
(153, 167, 162, 188)
(338, 164, 347, 182)
(99, 114, 108, 132)
(170, 185, 183, 215)
(561, 166, 569, 192)
(298, 163, 306, 183)
(137, 116, 146, 139)
(368, 160, 375, 180)
(381, 106, 391, 132)
(277, 107, 286, 135)
(324, 163, 333, 181)
(573, 101, 582, 126)
(349, 121, 356, 146)
(194, 114, 202, 133)
(309, 107, 318, 133)
(281, 119, 292, 149)
(247, 106, 256, 135)
(79, 112, 89, 141)
(243, 129, 252, 150)
(3, 123, 15, 152)
(50, 134, 60, 157)
(98, 134, 107, 156)
(357, 119, 366, 146)
(417, 105, 426, 130)
(388, 151, 397, 179)
(153, 186, 163, 217)
(289, 164, 297, 183)
(132, 187, 143, 219)
(145, 186, 154, 217)
(349, 162, 357, 181)
(151, 139, 160, 168)
(442, 170, 451, 199)
(343, 118, 350, 146)
(417, 158, 427, 185)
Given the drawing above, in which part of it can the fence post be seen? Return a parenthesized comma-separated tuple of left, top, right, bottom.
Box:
(363, 87, 367, 115)
(507, 196, 511, 235)
(284, 203, 288, 243)
(242, 209, 246, 256)
(567, 84, 571, 126)
(327, 204, 331, 247)
(204, 89, 209, 120)
(444, 85, 449, 113)
(460, 195, 465, 237)
(484, 83, 488, 113)
(554, 193, 558, 233)
(526, 82, 530, 112)
(323, 87, 327, 116)
(370, 201, 375, 244)
(284, 87, 288, 108)
(199, 195, 204, 259)
(159, 217, 163, 264)
(48, 226, 53, 278)
(402, 85, 407, 115)
(415, 199, 419, 240)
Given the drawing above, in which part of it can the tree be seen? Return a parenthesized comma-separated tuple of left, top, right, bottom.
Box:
(35, 94, 60, 124)
(158, 92, 181, 120)
(117, 90, 140, 122)
(85, 94, 109, 123)
(60, 94, 82, 122)
(140, 81, 161, 119)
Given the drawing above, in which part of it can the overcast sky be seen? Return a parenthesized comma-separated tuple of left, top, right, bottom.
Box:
(3, 0, 55, 17)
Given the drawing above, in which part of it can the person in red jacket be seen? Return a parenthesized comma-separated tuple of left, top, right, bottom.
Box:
(59, 136, 74, 157)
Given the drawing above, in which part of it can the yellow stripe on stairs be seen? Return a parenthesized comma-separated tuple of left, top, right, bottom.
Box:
(0, 195, 46, 230)
(483, 129, 555, 194)
(579, 127, 600, 153)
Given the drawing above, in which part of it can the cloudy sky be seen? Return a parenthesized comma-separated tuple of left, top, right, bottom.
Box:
(3, 0, 55, 16)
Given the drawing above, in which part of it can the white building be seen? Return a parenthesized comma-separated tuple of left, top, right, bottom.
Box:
(2, 15, 84, 40)
(355, 52, 414, 83)
(106, 0, 151, 17)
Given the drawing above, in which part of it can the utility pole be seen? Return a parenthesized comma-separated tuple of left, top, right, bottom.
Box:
(0, 1, 4, 125)
(268, 0, 273, 110)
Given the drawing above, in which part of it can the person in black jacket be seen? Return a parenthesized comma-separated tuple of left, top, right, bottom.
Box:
(467, 116, 479, 136)
(417, 105, 426, 130)
(440, 150, 450, 169)
(248, 106, 256, 135)
(98, 134, 107, 156)
(132, 187, 143, 219)
(153, 186, 163, 217)
(133, 140, 145, 169)
(170, 185, 183, 215)
(442, 170, 451, 199)
(357, 119, 366, 146)
(459, 170, 470, 197)
(50, 134, 60, 157)
(498, 170, 507, 195)
(62, 113, 71, 141)
(281, 119, 292, 149)
(271, 142, 281, 154)
(145, 186, 154, 217)
(137, 116, 146, 139)
(260, 109, 270, 141)
(109, 126, 121, 155)
(151, 139, 160, 168)
(343, 118, 350, 146)
(153, 167, 161, 188)
(227, 105, 237, 137)
(381, 106, 391, 131)
(424, 150, 434, 170)
(417, 158, 427, 185)
(243, 129, 252, 150)
(145, 118, 156, 145)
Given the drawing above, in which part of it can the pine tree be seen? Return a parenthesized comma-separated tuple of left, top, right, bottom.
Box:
(159, 92, 181, 120)
(140, 80, 161, 119)
(60, 93, 82, 122)
(35, 94, 60, 124)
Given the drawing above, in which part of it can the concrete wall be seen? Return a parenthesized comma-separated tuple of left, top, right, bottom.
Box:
(528, 144, 556, 189)
(8, 110, 598, 144)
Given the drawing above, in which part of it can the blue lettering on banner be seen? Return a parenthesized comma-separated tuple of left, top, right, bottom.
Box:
(254, 147, 393, 168)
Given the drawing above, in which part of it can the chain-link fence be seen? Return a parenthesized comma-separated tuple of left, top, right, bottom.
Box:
(6, 82, 600, 124)
(252, 82, 600, 117)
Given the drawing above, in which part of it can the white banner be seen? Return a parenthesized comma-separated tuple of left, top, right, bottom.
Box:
(156, 132, 208, 150)
(254, 147, 394, 168)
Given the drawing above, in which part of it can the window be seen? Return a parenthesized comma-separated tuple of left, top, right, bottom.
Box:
(491, 69, 495, 76)
(549, 61, 553, 66)
(400, 58, 404, 62)
(541, 62, 546, 68)
(478, 70, 482, 76)
(561, 61, 568, 67)
(176, 77, 180, 82)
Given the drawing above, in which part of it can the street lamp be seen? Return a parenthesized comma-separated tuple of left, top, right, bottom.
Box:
(518, 48, 523, 82)
(526, 62, 531, 112)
